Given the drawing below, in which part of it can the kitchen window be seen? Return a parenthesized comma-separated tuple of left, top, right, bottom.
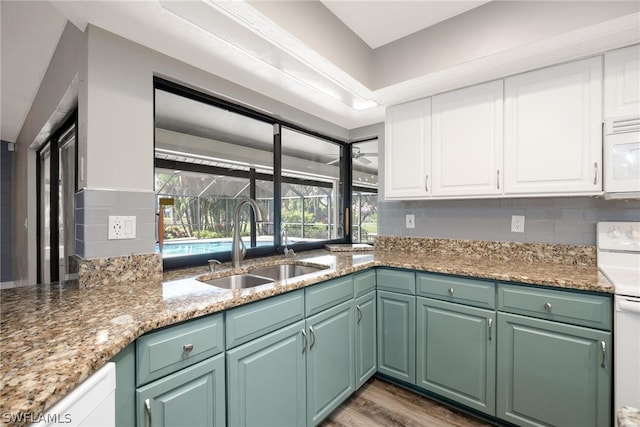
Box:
(154, 79, 352, 269)
(351, 138, 378, 244)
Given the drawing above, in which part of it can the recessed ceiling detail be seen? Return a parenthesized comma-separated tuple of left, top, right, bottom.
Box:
(2, 0, 639, 142)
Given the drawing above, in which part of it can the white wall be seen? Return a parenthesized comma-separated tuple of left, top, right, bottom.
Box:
(12, 24, 353, 284)
(13, 22, 83, 285)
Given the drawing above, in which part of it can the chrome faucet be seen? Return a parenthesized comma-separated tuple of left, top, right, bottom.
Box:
(232, 198, 263, 268)
(207, 259, 221, 273)
(282, 227, 295, 258)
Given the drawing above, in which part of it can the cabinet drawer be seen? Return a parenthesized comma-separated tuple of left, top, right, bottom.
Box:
(497, 283, 612, 331)
(137, 313, 224, 386)
(376, 269, 415, 295)
(225, 289, 304, 349)
(417, 273, 495, 309)
(305, 275, 354, 317)
(354, 269, 376, 298)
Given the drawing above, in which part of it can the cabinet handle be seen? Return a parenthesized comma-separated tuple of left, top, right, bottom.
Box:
(309, 326, 316, 350)
(425, 174, 429, 192)
(183, 343, 194, 353)
(594, 162, 598, 185)
(144, 398, 152, 427)
(356, 305, 362, 323)
(544, 302, 552, 312)
(488, 318, 493, 341)
(448, 287, 454, 296)
(600, 341, 606, 368)
(301, 329, 307, 353)
(496, 170, 500, 190)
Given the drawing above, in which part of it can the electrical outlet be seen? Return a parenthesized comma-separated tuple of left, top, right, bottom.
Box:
(511, 215, 525, 233)
(406, 214, 415, 229)
(108, 216, 136, 239)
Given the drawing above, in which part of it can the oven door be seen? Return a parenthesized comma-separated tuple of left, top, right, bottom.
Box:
(604, 128, 640, 195)
(614, 294, 640, 421)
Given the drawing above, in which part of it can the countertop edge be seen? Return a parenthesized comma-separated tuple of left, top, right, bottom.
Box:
(0, 252, 612, 424)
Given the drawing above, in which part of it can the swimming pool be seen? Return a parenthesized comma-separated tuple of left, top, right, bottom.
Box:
(157, 240, 273, 257)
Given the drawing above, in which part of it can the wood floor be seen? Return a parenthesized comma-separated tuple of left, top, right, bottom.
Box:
(320, 378, 494, 427)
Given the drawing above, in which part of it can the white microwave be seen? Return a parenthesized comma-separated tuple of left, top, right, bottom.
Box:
(604, 117, 640, 199)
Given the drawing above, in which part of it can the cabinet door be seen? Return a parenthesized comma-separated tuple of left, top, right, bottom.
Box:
(377, 291, 416, 384)
(416, 298, 496, 416)
(605, 44, 640, 118)
(384, 98, 431, 199)
(497, 313, 611, 427)
(226, 320, 306, 427)
(432, 80, 503, 197)
(504, 57, 603, 195)
(306, 300, 355, 426)
(355, 291, 377, 389)
(137, 354, 225, 427)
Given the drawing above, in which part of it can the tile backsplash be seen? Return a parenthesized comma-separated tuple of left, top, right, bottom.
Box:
(378, 197, 640, 246)
(75, 188, 156, 259)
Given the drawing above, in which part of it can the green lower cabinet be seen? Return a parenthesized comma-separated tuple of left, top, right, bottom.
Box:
(355, 291, 377, 389)
(136, 353, 225, 427)
(497, 312, 612, 427)
(306, 300, 355, 426)
(377, 290, 416, 383)
(227, 320, 307, 427)
(416, 297, 496, 416)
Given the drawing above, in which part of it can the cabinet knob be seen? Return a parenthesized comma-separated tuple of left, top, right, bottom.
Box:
(544, 302, 552, 312)
(183, 343, 194, 353)
(448, 287, 454, 296)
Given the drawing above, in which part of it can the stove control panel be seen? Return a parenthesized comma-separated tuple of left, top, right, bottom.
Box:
(597, 222, 640, 252)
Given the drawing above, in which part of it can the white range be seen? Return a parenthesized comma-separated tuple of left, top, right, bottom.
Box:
(597, 221, 640, 423)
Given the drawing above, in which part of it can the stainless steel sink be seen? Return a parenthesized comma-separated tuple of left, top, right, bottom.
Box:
(200, 274, 273, 290)
(247, 263, 328, 281)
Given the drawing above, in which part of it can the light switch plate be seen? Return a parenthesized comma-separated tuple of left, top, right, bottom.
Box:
(108, 216, 136, 239)
(511, 215, 525, 233)
(406, 214, 415, 229)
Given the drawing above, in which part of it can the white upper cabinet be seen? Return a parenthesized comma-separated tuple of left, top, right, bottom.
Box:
(604, 44, 640, 119)
(384, 98, 431, 199)
(504, 57, 603, 195)
(432, 80, 504, 197)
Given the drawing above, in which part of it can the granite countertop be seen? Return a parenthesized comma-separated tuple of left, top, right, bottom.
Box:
(0, 245, 613, 424)
(619, 407, 640, 427)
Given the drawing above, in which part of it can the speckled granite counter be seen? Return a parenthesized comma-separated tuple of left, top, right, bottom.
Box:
(0, 242, 613, 425)
(618, 407, 640, 427)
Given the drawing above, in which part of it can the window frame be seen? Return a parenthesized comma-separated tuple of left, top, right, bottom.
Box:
(154, 78, 353, 270)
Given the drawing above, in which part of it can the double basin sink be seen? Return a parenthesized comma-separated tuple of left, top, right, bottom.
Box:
(198, 262, 329, 290)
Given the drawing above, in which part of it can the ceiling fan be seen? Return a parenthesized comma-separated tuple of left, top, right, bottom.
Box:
(327, 146, 377, 165)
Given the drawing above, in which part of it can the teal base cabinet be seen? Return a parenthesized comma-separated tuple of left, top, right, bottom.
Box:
(355, 290, 377, 389)
(112, 343, 136, 427)
(227, 320, 306, 427)
(136, 354, 225, 427)
(497, 313, 611, 427)
(377, 290, 416, 384)
(416, 297, 496, 416)
(306, 299, 355, 426)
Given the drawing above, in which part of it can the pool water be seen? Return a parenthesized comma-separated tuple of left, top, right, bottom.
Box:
(157, 240, 272, 257)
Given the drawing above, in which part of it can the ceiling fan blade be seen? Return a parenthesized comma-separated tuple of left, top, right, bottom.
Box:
(356, 156, 372, 165)
(326, 158, 340, 165)
(360, 153, 378, 157)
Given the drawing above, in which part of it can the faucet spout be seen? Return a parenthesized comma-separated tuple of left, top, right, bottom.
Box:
(232, 198, 263, 268)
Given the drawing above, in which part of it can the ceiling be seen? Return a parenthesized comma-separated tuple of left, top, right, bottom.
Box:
(1, 1, 639, 144)
(320, 1, 491, 49)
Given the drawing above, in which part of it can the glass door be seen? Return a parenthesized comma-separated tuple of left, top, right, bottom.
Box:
(37, 113, 77, 283)
(38, 144, 52, 283)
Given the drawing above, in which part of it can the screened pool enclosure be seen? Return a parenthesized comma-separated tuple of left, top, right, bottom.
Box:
(154, 79, 377, 265)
